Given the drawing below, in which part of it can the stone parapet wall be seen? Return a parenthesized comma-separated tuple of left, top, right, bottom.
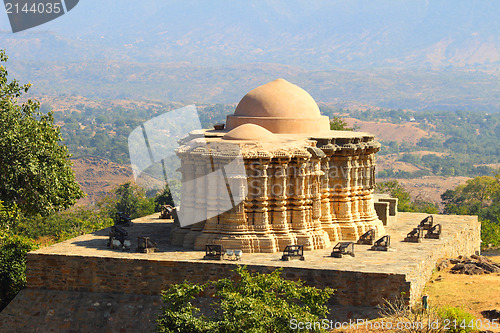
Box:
(0, 212, 480, 331)
(24, 212, 480, 309)
(404, 214, 481, 303)
(0, 211, 476, 333)
(26, 253, 408, 307)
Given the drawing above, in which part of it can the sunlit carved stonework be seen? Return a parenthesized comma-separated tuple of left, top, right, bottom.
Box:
(171, 79, 385, 253)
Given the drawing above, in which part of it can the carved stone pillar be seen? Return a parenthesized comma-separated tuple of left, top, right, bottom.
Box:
(317, 143, 341, 242)
(183, 153, 211, 248)
(308, 153, 331, 250)
(248, 158, 277, 252)
(170, 151, 194, 246)
(269, 157, 296, 250)
(288, 155, 315, 250)
(332, 149, 360, 240)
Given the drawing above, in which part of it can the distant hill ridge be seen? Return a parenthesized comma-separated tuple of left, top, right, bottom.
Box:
(9, 61, 500, 111)
(2, 1, 500, 110)
(1, 1, 499, 69)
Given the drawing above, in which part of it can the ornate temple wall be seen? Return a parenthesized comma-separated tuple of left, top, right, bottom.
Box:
(170, 133, 385, 253)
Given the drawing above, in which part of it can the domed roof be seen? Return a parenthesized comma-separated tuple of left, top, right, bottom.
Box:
(225, 79, 330, 134)
(234, 79, 321, 118)
(223, 124, 277, 141)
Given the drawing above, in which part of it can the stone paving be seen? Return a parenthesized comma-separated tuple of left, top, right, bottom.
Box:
(31, 212, 479, 276)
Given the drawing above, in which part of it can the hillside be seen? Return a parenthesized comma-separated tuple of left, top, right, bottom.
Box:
(21, 95, 495, 210)
(1, 1, 499, 70)
(344, 118, 433, 144)
(71, 156, 133, 206)
(2, 1, 500, 111)
(380, 175, 471, 208)
(6, 62, 500, 112)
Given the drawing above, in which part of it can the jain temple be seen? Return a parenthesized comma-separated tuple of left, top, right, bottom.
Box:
(171, 79, 386, 253)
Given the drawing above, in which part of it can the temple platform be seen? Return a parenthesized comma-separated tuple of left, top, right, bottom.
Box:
(0, 212, 480, 332)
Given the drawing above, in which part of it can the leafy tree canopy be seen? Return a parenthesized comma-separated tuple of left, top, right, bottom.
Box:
(98, 181, 154, 219)
(156, 266, 334, 333)
(0, 50, 84, 216)
(330, 116, 357, 131)
(0, 233, 38, 310)
(442, 171, 500, 224)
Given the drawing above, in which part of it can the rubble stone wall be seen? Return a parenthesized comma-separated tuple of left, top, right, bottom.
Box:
(26, 253, 408, 307)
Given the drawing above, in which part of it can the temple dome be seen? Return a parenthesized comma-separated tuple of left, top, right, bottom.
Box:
(222, 123, 277, 141)
(226, 79, 330, 134)
(234, 79, 321, 118)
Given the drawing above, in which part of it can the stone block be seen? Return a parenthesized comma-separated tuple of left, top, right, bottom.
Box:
(374, 201, 390, 225)
(378, 197, 398, 216)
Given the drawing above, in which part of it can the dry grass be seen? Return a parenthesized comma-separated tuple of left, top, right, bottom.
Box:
(344, 118, 433, 144)
(34, 236, 56, 247)
(424, 252, 500, 332)
(377, 154, 423, 173)
(332, 253, 500, 332)
(71, 156, 134, 206)
(376, 175, 470, 208)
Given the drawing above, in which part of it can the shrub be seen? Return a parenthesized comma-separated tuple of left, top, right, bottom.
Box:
(0, 233, 38, 310)
(437, 306, 477, 333)
(413, 200, 440, 214)
(330, 116, 357, 131)
(380, 295, 444, 333)
(481, 219, 500, 249)
(156, 266, 335, 333)
(154, 185, 175, 212)
(14, 207, 114, 242)
(381, 296, 479, 333)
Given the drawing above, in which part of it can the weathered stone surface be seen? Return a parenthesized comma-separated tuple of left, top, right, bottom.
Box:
(445, 255, 500, 275)
(0, 289, 161, 333)
(23, 212, 479, 304)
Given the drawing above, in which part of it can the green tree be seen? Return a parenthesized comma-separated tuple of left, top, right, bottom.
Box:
(0, 50, 84, 216)
(13, 207, 114, 243)
(154, 186, 175, 211)
(98, 182, 155, 219)
(156, 266, 334, 333)
(0, 201, 19, 232)
(442, 172, 500, 223)
(442, 171, 500, 249)
(412, 200, 440, 215)
(481, 219, 500, 248)
(154, 180, 181, 211)
(330, 116, 356, 131)
(376, 180, 413, 212)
